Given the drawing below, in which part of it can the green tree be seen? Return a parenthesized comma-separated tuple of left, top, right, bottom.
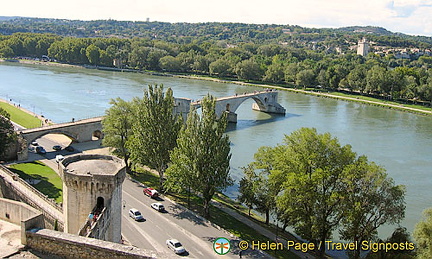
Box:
(102, 98, 134, 173)
(166, 94, 232, 218)
(414, 208, 432, 259)
(235, 59, 264, 81)
(339, 155, 406, 259)
(86, 44, 101, 65)
(275, 128, 357, 257)
(237, 165, 257, 216)
(0, 108, 16, 160)
(295, 69, 315, 88)
(129, 85, 182, 190)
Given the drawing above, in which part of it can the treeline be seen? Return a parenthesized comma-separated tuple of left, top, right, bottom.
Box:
(1, 32, 432, 104)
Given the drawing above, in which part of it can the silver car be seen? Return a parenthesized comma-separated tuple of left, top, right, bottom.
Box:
(129, 208, 144, 221)
(166, 239, 186, 254)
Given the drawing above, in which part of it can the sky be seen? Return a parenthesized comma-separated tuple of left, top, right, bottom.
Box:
(2, 0, 432, 36)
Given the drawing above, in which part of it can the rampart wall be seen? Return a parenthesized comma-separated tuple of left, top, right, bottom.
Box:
(0, 164, 63, 231)
(26, 229, 173, 259)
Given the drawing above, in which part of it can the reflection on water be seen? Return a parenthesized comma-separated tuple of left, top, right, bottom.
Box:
(1, 62, 432, 238)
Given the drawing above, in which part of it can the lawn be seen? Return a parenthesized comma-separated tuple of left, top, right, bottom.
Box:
(0, 101, 43, 128)
(8, 161, 63, 203)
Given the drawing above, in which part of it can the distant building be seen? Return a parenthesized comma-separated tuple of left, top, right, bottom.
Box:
(357, 38, 370, 56)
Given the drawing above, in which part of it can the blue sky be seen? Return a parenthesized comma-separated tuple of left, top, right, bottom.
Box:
(2, 0, 432, 36)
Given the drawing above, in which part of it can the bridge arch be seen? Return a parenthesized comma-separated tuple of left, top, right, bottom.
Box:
(25, 130, 79, 146)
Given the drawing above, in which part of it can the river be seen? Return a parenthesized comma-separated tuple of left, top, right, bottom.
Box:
(1, 61, 432, 239)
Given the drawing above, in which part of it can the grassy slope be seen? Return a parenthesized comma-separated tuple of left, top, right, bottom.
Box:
(0, 101, 42, 128)
(8, 161, 63, 203)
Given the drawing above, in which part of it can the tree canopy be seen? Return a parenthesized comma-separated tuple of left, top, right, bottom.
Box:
(238, 127, 406, 258)
(165, 94, 232, 218)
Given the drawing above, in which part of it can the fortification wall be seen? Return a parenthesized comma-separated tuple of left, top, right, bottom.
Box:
(26, 229, 173, 259)
(0, 165, 63, 231)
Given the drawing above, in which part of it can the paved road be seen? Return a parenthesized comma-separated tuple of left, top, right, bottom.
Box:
(121, 177, 249, 259)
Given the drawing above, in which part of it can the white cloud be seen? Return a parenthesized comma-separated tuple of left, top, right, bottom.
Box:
(1, 0, 431, 36)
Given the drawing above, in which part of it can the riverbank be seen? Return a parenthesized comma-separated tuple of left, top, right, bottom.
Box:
(0, 98, 49, 129)
(3, 58, 431, 116)
(175, 74, 432, 116)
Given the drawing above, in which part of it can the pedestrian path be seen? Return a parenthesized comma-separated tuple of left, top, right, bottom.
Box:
(210, 200, 315, 259)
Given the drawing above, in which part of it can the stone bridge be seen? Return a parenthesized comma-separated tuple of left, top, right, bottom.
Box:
(18, 117, 103, 160)
(179, 90, 286, 123)
(17, 91, 285, 159)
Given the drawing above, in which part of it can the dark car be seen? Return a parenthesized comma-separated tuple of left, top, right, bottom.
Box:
(36, 146, 46, 154)
(65, 146, 74, 152)
(52, 145, 62, 151)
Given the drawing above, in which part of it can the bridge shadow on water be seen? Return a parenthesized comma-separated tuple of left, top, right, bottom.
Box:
(225, 112, 300, 133)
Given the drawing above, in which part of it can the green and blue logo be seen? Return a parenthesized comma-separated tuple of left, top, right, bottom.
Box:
(213, 237, 231, 255)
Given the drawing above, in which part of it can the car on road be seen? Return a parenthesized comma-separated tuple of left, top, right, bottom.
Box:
(65, 145, 74, 152)
(52, 145, 62, 151)
(55, 155, 65, 163)
(143, 187, 159, 198)
(151, 203, 165, 212)
(36, 146, 46, 154)
(166, 239, 186, 254)
(129, 208, 144, 221)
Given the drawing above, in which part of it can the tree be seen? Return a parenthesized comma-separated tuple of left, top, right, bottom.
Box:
(235, 59, 264, 81)
(275, 128, 357, 257)
(102, 98, 133, 173)
(166, 94, 232, 218)
(414, 208, 432, 259)
(129, 85, 182, 190)
(0, 108, 16, 160)
(339, 155, 406, 259)
(237, 165, 257, 216)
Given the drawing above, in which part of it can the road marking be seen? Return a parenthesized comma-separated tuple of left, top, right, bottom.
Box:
(122, 214, 166, 252)
(123, 190, 218, 258)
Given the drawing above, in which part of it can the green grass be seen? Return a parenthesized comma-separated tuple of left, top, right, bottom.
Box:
(130, 170, 300, 259)
(8, 161, 63, 203)
(0, 101, 43, 128)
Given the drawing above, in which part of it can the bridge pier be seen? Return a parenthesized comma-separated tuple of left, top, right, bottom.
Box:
(226, 111, 238, 123)
(252, 102, 286, 114)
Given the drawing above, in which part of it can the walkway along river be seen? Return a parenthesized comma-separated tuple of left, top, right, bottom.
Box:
(1, 61, 432, 239)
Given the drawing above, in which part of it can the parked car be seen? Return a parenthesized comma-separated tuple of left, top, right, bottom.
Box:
(65, 145, 74, 152)
(166, 239, 186, 254)
(143, 187, 159, 198)
(151, 203, 165, 212)
(55, 155, 65, 163)
(31, 141, 38, 146)
(129, 208, 144, 221)
(52, 145, 62, 151)
(36, 146, 46, 154)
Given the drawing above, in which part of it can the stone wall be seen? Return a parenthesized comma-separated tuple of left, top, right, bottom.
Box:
(26, 229, 174, 259)
(0, 165, 64, 231)
(0, 197, 45, 244)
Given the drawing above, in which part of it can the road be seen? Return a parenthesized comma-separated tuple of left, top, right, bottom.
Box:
(24, 134, 270, 258)
(121, 177, 244, 258)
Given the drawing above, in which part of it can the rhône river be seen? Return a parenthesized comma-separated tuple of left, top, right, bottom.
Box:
(1, 61, 431, 237)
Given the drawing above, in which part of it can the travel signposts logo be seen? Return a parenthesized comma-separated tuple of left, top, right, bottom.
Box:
(213, 237, 231, 255)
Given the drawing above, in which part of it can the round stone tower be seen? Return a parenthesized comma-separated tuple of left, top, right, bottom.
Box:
(59, 154, 125, 243)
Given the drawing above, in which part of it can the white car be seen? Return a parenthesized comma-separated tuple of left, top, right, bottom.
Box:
(151, 202, 165, 212)
(166, 239, 186, 254)
(55, 155, 65, 163)
(129, 208, 144, 221)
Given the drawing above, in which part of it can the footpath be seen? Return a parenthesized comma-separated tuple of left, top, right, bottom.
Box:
(210, 199, 315, 259)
